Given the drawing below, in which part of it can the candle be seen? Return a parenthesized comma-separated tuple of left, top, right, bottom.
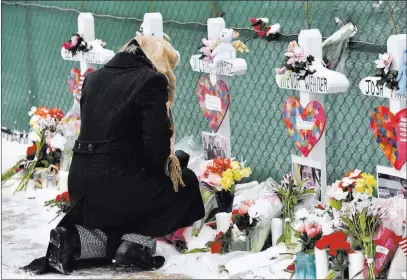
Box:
(271, 218, 283, 246)
(349, 251, 364, 279)
(58, 171, 69, 192)
(216, 212, 232, 233)
(315, 248, 329, 279)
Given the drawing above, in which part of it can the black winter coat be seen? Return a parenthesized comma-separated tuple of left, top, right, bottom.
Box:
(68, 52, 204, 237)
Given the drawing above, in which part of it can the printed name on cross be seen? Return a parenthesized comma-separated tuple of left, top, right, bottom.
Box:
(280, 73, 328, 93)
(364, 79, 384, 97)
(62, 49, 103, 64)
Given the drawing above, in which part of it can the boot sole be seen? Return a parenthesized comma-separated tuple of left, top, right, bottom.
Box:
(113, 256, 165, 271)
(47, 228, 71, 274)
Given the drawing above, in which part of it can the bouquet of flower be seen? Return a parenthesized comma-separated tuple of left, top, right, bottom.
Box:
(316, 231, 353, 279)
(2, 106, 66, 193)
(272, 173, 315, 247)
(338, 195, 386, 279)
(207, 207, 258, 254)
(326, 169, 377, 210)
(44, 191, 72, 215)
(296, 222, 323, 254)
(374, 53, 399, 90)
(275, 40, 316, 80)
(199, 158, 252, 194)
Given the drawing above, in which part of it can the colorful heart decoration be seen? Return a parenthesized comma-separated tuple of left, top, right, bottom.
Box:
(67, 68, 94, 102)
(195, 76, 230, 133)
(283, 96, 326, 157)
(370, 106, 407, 170)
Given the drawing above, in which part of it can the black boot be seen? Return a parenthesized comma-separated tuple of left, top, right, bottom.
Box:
(114, 241, 165, 271)
(47, 226, 80, 274)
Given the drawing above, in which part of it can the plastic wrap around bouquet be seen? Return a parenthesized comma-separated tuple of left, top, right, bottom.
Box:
(192, 158, 252, 237)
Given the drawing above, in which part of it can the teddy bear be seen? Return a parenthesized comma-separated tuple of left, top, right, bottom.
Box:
(209, 28, 239, 68)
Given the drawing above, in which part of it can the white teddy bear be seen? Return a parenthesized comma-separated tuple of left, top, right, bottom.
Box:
(209, 28, 238, 68)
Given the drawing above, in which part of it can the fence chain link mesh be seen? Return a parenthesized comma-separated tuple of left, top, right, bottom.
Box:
(2, 1, 406, 183)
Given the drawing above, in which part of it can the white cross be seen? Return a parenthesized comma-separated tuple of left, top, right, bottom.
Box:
(276, 29, 350, 198)
(359, 34, 407, 181)
(60, 13, 115, 75)
(189, 17, 248, 157)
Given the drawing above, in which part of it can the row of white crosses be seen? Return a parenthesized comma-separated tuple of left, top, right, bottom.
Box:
(276, 29, 350, 198)
(190, 17, 248, 157)
(359, 34, 407, 182)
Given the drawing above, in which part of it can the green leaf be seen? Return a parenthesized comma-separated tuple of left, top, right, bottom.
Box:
(330, 199, 342, 210)
(277, 233, 286, 245)
(181, 248, 209, 254)
(294, 231, 301, 238)
(360, 211, 366, 233)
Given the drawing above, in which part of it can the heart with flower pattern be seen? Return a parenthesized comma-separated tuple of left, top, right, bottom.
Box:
(195, 76, 230, 133)
(283, 96, 326, 157)
(370, 106, 407, 170)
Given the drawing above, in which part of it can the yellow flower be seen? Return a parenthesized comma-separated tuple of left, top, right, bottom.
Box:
(365, 185, 373, 196)
(355, 180, 365, 193)
(242, 167, 252, 178)
(363, 173, 377, 188)
(221, 176, 234, 191)
(230, 161, 241, 170)
(233, 169, 244, 181)
(222, 169, 234, 180)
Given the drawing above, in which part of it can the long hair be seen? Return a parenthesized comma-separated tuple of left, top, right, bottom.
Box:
(119, 36, 184, 191)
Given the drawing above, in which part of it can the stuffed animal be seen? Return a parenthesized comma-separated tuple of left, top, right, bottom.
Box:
(232, 40, 249, 53)
(209, 28, 238, 68)
(396, 49, 406, 97)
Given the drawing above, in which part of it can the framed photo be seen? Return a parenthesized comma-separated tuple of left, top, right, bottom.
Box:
(202, 132, 228, 160)
(376, 166, 407, 199)
(292, 155, 323, 200)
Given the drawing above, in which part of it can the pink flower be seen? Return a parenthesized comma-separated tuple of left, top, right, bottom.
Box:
(305, 223, 322, 238)
(298, 224, 306, 233)
(243, 200, 255, 207)
(285, 46, 306, 65)
(238, 204, 249, 216)
(71, 35, 79, 47)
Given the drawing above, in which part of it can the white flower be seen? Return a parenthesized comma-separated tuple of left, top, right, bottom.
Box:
(295, 208, 310, 221)
(331, 187, 349, 201)
(247, 198, 273, 224)
(50, 134, 67, 151)
(342, 177, 354, 187)
(28, 106, 37, 116)
(349, 169, 362, 178)
(374, 53, 393, 74)
(306, 213, 320, 224)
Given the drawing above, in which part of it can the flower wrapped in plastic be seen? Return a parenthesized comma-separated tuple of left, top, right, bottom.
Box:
(248, 193, 282, 252)
(191, 180, 217, 237)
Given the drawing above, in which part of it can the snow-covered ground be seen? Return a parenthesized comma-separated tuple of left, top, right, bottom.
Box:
(1, 139, 292, 279)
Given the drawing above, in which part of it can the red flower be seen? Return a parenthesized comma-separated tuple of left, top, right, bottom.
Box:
(49, 108, 64, 121)
(55, 194, 62, 202)
(210, 231, 224, 254)
(316, 204, 325, 210)
(211, 240, 222, 254)
(286, 262, 295, 272)
(27, 143, 37, 156)
(35, 106, 49, 118)
(63, 42, 72, 50)
(316, 231, 351, 256)
(207, 158, 231, 176)
(61, 192, 70, 202)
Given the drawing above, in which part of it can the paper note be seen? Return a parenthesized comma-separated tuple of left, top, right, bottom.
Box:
(296, 117, 314, 130)
(205, 95, 222, 112)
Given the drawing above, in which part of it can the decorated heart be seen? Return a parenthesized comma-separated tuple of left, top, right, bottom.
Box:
(283, 96, 326, 157)
(195, 76, 230, 133)
(67, 68, 94, 102)
(370, 106, 407, 170)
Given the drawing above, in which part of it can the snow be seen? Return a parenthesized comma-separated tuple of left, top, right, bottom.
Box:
(1, 139, 292, 279)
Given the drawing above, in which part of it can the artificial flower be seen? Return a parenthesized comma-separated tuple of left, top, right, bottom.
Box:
(285, 45, 306, 65)
(375, 53, 393, 74)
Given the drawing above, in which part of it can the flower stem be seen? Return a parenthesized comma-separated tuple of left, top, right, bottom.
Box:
(386, 0, 398, 34)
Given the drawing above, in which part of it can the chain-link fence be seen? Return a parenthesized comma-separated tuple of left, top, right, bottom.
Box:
(2, 1, 406, 184)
